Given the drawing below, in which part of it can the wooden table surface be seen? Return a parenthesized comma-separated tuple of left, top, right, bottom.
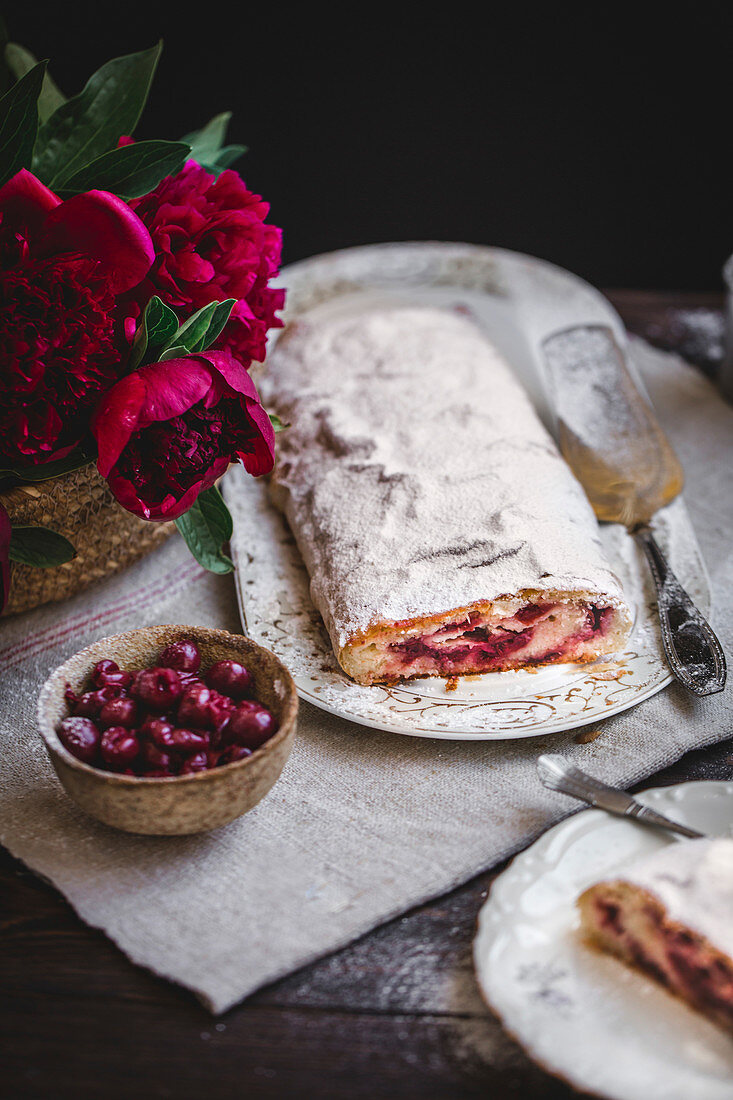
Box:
(3, 290, 730, 1100)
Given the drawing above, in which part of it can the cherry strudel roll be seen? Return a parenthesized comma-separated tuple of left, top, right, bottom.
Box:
(262, 306, 632, 686)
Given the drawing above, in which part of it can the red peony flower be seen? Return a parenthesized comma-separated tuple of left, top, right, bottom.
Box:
(92, 349, 275, 521)
(0, 502, 10, 612)
(127, 162, 284, 366)
(0, 169, 155, 468)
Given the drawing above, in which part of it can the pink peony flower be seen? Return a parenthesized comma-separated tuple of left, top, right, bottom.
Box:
(127, 162, 284, 366)
(92, 349, 275, 520)
(0, 169, 155, 468)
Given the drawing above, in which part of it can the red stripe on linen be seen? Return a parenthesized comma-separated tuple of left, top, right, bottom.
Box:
(0, 561, 206, 669)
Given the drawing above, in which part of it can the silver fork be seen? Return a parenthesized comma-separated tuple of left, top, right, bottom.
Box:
(537, 754, 706, 839)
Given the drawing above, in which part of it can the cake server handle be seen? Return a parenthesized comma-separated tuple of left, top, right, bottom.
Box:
(537, 754, 707, 839)
(634, 524, 726, 696)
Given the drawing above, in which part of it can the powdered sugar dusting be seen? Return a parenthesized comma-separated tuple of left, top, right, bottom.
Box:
(622, 839, 733, 960)
(262, 307, 627, 650)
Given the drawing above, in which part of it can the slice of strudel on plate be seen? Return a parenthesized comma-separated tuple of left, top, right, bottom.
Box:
(261, 306, 632, 686)
(578, 838, 733, 1034)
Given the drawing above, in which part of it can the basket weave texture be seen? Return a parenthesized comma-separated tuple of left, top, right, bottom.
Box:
(1, 464, 174, 616)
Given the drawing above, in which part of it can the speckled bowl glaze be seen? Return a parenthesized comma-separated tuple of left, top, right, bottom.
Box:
(37, 624, 298, 835)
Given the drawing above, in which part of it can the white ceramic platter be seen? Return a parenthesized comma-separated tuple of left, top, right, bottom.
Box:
(228, 242, 710, 740)
(474, 780, 733, 1100)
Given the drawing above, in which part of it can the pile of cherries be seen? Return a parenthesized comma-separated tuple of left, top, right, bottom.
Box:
(58, 638, 277, 777)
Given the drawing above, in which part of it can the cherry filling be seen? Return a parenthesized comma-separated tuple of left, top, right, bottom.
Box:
(597, 900, 624, 936)
(590, 605, 614, 634)
(396, 628, 532, 672)
(388, 600, 614, 674)
(665, 935, 733, 1019)
(592, 896, 733, 1026)
(514, 602, 554, 624)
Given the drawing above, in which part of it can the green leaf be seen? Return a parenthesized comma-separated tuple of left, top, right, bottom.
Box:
(157, 344, 189, 362)
(9, 526, 76, 567)
(5, 42, 66, 121)
(174, 487, 234, 574)
(268, 412, 289, 433)
(182, 111, 230, 163)
(142, 296, 238, 365)
(0, 60, 45, 188)
(33, 42, 163, 187)
(160, 299, 236, 356)
(182, 112, 246, 175)
(57, 139, 189, 199)
(129, 295, 180, 371)
(0, 18, 13, 96)
(145, 296, 180, 344)
(165, 303, 219, 352)
(4, 452, 93, 482)
(197, 298, 237, 351)
(206, 143, 247, 171)
(0, 451, 93, 482)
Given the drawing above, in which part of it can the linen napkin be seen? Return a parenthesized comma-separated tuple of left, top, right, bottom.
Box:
(0, 338, 731, 1014)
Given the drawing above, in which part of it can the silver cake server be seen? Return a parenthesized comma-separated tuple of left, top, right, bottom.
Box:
(537, 754, 706, 839)
(542, 323, 726, 697)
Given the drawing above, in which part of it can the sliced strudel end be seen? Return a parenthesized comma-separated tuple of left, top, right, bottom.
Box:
(578, 839, 733, 1035)
(339, 588, 629, 685)
(262, 306, 632, 686)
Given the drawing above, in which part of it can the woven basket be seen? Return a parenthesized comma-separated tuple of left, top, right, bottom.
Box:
(1, 464, 174, 616)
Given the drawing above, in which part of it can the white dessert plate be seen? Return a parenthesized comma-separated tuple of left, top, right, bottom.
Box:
(474, 780, 733, 1100)
(227, 241, 710, 740)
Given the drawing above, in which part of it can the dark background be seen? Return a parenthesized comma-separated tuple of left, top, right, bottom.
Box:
(4, 4, 730, 291)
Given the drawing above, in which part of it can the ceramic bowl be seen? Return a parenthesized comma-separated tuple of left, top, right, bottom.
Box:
(37, 624, 298, 835)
